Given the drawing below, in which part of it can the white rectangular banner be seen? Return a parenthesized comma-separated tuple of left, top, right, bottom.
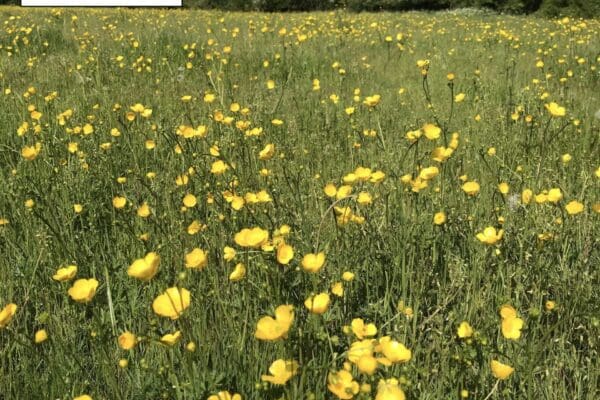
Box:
(22, 0, 182, 6)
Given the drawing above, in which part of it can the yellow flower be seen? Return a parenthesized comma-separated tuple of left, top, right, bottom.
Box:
(185, 248, 208, 270)
(545, 102, 566, 117)
(433, 212, 446, 225)
(21, 143, 42, 161)
(68, 279, 99, 303)
(224, 246, 236, 261)
(521, 189, 533, 205)
(476, 227, 504, 245)
(501, 316, 524, 340)
(304, 293, 330, 314)
(331, 282, 344, 297)
(454, 93, 466, 103)
(422, 123, 441, 140)
(375, 378, 406, 400)
(500, 304, 523, 340)
(152, 287, 191, 319)
(351, 318, 378, 339)
(160, 330, 182, 346)
(565, 200, 584, 215)
(324, 183, 338, 198)
(137, 202, 151, 218)
(118, 331, 137, 350)
(73, 395, 93, 400)
(376, 336, 411, 364)
(182, 194, 197, 208)
(357, 355, 378, 375)
(419, 166, 439, 180)
(328, 369, 360, 399)
(457, 321, 473, 339)
(255, 304, 294, 341)
(363, 94, 381, 107)
(127, 252, 160, 281)
(234, 227, 269, 248)
(34, 329, 48, 344)
(211, 160, 229, 175)
(348, 339, 375, 364)
(547, 188, 563, 203)
(113, 196, 127, 209)
(498, 182, 509, 195)
(261, 359, 299, 385)
(229, 263, 246, 281)
(490, 359, 514, 380)
(276, 243, 294, 265)
(0, 303, 17, 328)
(462, 181, 480, 196)
(301, 252, 326, 273)
(259, 143, 275, 160)
(52, 265, 77, 282)
(207, 391, 242, 400)
(73, 204, 83, 213)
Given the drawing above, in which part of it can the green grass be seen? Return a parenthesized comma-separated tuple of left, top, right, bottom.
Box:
(0, 7, 599, 400)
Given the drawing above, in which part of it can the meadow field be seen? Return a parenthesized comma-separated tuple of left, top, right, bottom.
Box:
(0, 6, 599, 400)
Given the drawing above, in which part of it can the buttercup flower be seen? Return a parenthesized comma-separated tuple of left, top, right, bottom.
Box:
(255, 304, 294, 341)
(261, 359, 299, 385)
(0, 303, 17, 328)
(490, 359, 514, 379)
(53, 265, 77, 282)
(301, 252, 325, 273)
(328, 369, 360, 399)
(127, 252, 160, 281)
(118, 331, 137, 350)
(68, 279, 99, 303)
(152, 287, 191, 319)
(476, 227, 504, 245)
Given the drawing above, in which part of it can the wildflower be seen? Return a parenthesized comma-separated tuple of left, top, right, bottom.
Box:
(160, 330, 182, 346)
(331, 282, 344, 297)
(545, 300, 556, 311)
(457, 321, 473, 339)
(255, 305, 294, 341)
(328, 369, 360, 399)
(276, 243, 294, 265)
(490, 359, 514, 380)
(211, 160, 229, 175)
(152, 287, 191, 319)
(304, 293, 330, 314)
(207, 391, 242, 400)
(455, 93, 466, 102)
(259, 144, 275, 160)
(52, 265, 77, 282)
(433, 212, 446, 225)
(182, 194, 197, 208)
(565, 200, 584, 215)
(462, 181, 480, 196)
(476, 227, 504, 245)
(127, 252, 160, 281)
(500, 305, 523, 340)
(422, 123, 441, 140)
(261, 359, 299, 385)
(137, 202, 151, 218)
(498, 182, 509, 195)
(521, 189, 533, 205)
(301, 252, 325, 273)
(34, 329, 48, 344)
(376, 336, 411, 364)
(234, 227, 269, 248)
(68, 279, 99, 303)
(73, 395, 93, 400)
(547, 188, 563, 203)
(185, 248, 208, 270)
(223, 246, 236, 261)
(351, 318, 377, 339)
(21, 143, 42, 161)
(229, 263, 246, 281)
(0, 303, 17, 328)
(118, 331, 137, 350)
(357, 355, 378, 375)
(545, 102, 566, 117)
(375, 378, 406, 400)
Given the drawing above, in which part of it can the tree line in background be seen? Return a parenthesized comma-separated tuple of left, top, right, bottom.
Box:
(2, 0, 599, 17)
(189, 0, 599, 16)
